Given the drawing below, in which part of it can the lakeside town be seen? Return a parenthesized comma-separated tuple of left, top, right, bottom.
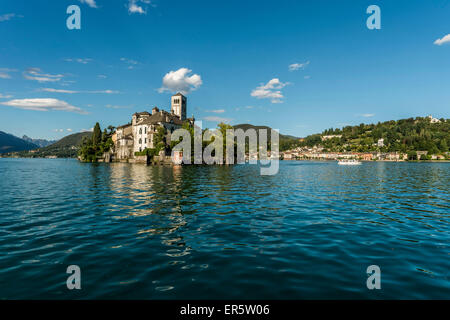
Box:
(1, 91, 449, 164)
(281, 149, 448, 161)
(2, 111, 449, 163)
(280, 147, 449, 162)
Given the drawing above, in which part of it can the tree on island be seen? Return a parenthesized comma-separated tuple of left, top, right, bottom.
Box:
(92, 122, 102, 146)
(79, 122, 114, 162)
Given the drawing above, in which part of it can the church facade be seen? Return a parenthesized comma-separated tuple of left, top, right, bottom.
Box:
(113, 93, 193, 160)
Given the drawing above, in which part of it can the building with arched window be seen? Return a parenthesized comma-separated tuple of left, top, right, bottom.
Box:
(114, 93, 195, 160)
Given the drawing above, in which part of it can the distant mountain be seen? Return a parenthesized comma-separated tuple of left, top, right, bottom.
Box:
(22, 135, 56, 148)
(0, 131, 38, 154)
(5, 131, 93, 158)
(31, 132, 93, 158)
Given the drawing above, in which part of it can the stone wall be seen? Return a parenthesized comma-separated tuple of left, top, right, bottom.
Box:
(129, 155, 150, 164)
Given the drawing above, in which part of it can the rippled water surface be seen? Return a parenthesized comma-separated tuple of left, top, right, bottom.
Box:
(0, 159, 449, 299)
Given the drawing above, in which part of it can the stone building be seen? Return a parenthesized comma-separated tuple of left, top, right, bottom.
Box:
(115, 123, 133, 160)
(114, 93, 194, 160)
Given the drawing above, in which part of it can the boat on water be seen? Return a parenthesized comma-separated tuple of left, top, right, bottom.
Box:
(337, 159, 362, 165)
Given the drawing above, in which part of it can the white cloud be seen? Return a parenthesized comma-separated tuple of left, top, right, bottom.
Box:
(61, 80, 76, 86)
(434, 34, 450, 46)
(1, 98, 87, 114)
(106, 104, 130, 109)
(360, 113, 375, 118)
(0, 93, 13, 99)
(67, 128, 73, 132)
(79, 0, 97, 8)
(120, 58, 138, 65)
(0, 13, 22, 22)
(24, 68, 64, 83)
(90, 90, 119, 94)
(40, 88, 119, 94)
(251, 78, 288, 103)
(98, 74, 107, 79)
(81, 128, 94, 132)
(41, 88, 78, 94)
(304, 75, 311, 79)
(0, 14, 15, 22)
(203, 116, 233, 123)
(207, 109, 225, 114)
(120, 57, 139, 69)
(0, 68, 17, 79)
(289, 61, 309, 72)
(129, 3, 145, 14)
(128, 0, 152, 14)
(235, 106, 255, 111)
(64, 58, 92, 64)
(158, 68, 203, 95)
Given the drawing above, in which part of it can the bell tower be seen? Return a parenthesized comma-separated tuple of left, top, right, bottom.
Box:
(171, 93, 187, 121)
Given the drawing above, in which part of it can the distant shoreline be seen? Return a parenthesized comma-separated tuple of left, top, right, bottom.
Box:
(1, 157, 449, 164)
(282, 158, 450, 163)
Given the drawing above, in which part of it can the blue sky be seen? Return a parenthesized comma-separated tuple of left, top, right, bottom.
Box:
(0, 0, 449, 140)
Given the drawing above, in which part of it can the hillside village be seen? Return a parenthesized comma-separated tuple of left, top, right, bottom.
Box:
(281, 115, 450, 161)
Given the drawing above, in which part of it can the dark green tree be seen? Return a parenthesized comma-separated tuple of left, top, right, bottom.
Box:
(107, 125, 116, 135)
(153, 126, 166, 153)
(439, 139, 448, 153)
(92, 122, 102, 146)
(79, 123, 114, 162)
(408, 151, 417, 160)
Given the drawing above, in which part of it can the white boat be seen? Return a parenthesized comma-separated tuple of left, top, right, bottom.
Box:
(338, 159, 362, 165)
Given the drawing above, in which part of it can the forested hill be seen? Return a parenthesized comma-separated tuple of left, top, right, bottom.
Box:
(300, 116, 449, 154)
(10, 132, 92, 158)
(32, 132, 93, 157)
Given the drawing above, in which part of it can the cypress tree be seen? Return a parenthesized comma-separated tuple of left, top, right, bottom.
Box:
(92, 122, 102, 146)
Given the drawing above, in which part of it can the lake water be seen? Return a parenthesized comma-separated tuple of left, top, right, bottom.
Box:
(0, 159, 449, 299)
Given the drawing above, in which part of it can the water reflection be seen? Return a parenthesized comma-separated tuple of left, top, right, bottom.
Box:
(0, 159, 449, 299)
